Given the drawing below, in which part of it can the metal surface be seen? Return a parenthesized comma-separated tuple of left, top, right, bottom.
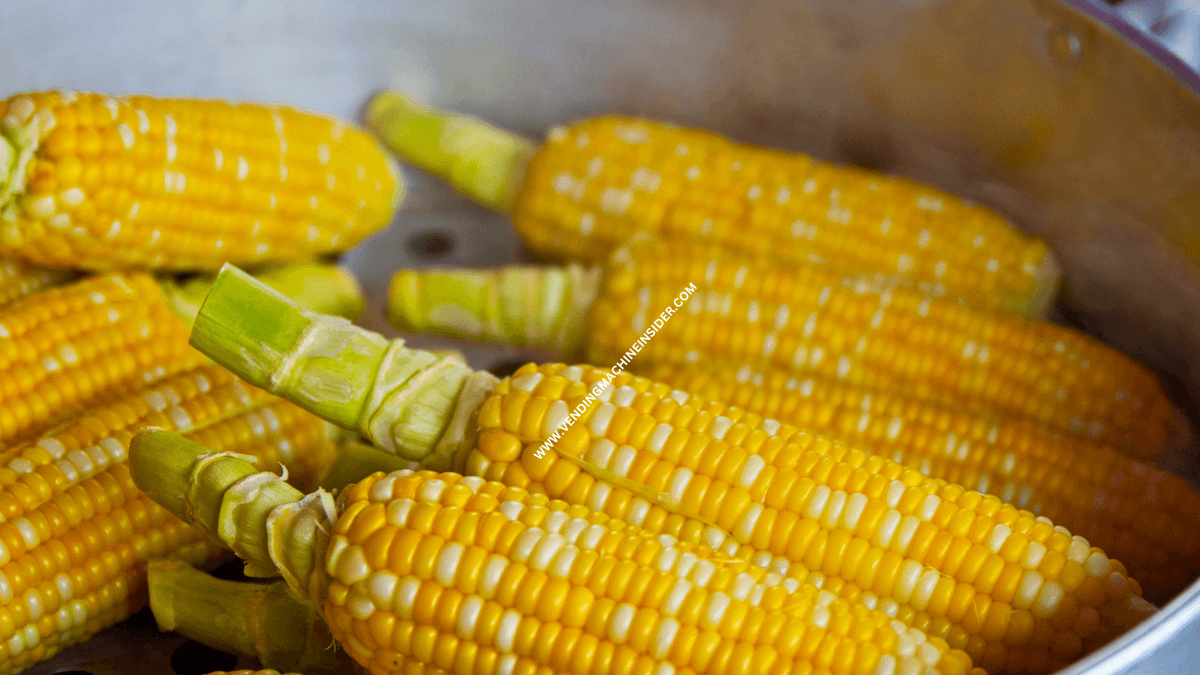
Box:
(4, 0, 1200, 673)
(1115, 0, 1200, 69)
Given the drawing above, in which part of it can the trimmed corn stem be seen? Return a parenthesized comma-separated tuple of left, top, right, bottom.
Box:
(161, 261, 366, 327)
(129, 430, 329, 589)
(148, 560, 347, 674)
(388, 263, 599, 351)
(190, 264, 493, 468)
(318, 441, 421, 491)
(365, 91, 536, 213)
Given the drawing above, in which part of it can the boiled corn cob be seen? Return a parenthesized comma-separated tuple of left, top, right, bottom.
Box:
(366, 91, 1057, 315)
(184, 265, 1156, 674)
(0, 90, 403, 270)
(131, 434, 979, 675)
(387, 239, 1175, 457)
(0, 262, 362, 449)
(0, 273, 205, 447)
(0, 361, 339, 675)
(203, 671, 306, 675)
(644, 363, 1200, 603)
(0, 257, 72, 308)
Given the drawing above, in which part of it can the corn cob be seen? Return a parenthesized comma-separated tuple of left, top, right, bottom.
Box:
(0, 257, 72, 308)
(184, 266, 1157, 674)
(130, 434, 980, 675)
(0, 361, 339, 675)
(204, 671, 306, 675)
(0, 90, 403, 270)
(386, 239, 1175, 457)
(0, 262, 362, 449)
(643, 363, 1200, 603)
(0, 273, 205, 448)
(203, 671, 306, 675)
(366, 91, 1057, 316)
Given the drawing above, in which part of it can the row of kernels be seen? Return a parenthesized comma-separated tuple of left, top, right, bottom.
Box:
(0, 365, 250, 517)
(0, 500, 199, 644)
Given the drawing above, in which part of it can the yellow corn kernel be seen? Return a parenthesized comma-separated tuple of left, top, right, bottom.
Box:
(0, 90, 401, 270)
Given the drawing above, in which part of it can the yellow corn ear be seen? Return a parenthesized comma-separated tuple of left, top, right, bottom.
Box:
(0, 90, 402, 270)
(383, 239, 1172, 457)
(465, 363, 1155, 675)
(512, 117, 1057, 314)
(323, 469, 977, 675)
(366, 92, 1056, 315)
(644, 362, 1200, 602)
(585, 239, 1173, 457)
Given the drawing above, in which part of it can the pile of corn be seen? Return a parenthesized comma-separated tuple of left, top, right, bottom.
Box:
(0, 88, 402, 673)
(0, 86, 1193, 675)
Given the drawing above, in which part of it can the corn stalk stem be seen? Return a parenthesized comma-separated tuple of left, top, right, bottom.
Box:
(0, 114, 38, 232)
(160, 262, 365, 329)
(319, 440, 420, 491)
(148, 559, 349, 673)
(191, 264, 495, 467)
(365, 90, 536, 214)
(130, 430, 316, 577)
(388, 263, 600, 354)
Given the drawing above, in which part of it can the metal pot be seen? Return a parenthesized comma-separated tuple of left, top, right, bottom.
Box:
(3, 0, 1199, 672)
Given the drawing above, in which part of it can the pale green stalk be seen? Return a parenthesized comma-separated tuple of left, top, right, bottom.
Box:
(320, 440, 420, 491)
(130, 429, 334, 603)
(159, 261, 365, 329)
(387, 263, 600, 354)
(190, 264, 497, 469)
(0, 136, 13, 189)
(1010, 255, 1062, 318)
(0, 99, 47, 234)
(365, 90, 537, 213)
(148, 560, 349, 674)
